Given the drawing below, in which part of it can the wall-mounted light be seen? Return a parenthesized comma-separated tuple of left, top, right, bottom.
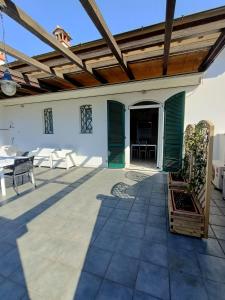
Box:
(0, 69, 20, 96)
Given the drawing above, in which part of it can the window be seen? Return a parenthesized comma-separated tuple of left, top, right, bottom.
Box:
(80, 105, 92, 134)
(44, 108, 54, 134)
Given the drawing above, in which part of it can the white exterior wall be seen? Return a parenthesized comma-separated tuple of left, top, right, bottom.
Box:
(185, 48, 225, 163)
(0, 55, 224, 169)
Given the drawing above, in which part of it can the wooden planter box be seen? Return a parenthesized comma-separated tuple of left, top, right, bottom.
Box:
(168, 172, 188, 190)
(168, 188, 205, 238)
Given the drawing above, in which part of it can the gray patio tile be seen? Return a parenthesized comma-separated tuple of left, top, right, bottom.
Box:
(116, 236, 142, 259)
(101, 197, 119, 208)
(169, 248, 201, 276)
(213, 200, 225, 208)
(208, 225, 216, 238)
(170, 271, 207, 300)
(141, 240, 168, 268)
(150, 198, 166, 207)
(131, 203, 148, 213)
(0, 278, 26, 300)
(117, 200, 134, 210)
(144, 225, 167, 245)
(83, 246, 112, 277)
(0, 241, 15, 257)
(147, 214, 166, 229)
(167, 233, 195, 251)
(0, 248, 22, 277)
(110, 208, 129, 221)
(96, 279, 133, 300)
(123, 222, 145, 239)
(29, 261, 80, 299)
(193, 237, 224, 257)
(73, 271, 102, 300)
(149, 205, 166, 217)
(103, 219, 125, 234)
(198, 253, 225, 283)
(219, 239, 225, 254)
(136, 261, 169, 300)
(105, 253, 139, 288)
(205, 279, 225, 300)
(133, 290, 159, 300)
(128, 211, 147, 224)
(98, 206, 113, 218)
(210, 206, 223, 215)
(211, 225, 225, 240)
(94, 230, 120, 251)
(210, 215, 225, 226)
(10, 255, 52, 286)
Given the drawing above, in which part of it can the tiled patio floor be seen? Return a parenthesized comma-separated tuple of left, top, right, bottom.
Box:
(0, 167, 225, 299)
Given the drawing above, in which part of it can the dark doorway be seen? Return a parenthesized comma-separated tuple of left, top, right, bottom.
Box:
(130, 104, 159, 169)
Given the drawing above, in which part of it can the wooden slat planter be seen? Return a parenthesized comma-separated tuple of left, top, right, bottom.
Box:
(167, 120, 214, 239)
(168, 188, 205, 238)
(168, 172, 188, 190)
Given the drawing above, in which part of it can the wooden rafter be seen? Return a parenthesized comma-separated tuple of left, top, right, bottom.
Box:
(199, 29, 225, 71)
(0, 41, 54, 76)
(79, 0, 134, 80)
(163, 0, 176, 75)
(0, 0, 105, 83)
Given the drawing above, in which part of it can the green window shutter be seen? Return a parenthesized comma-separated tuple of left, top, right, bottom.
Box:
(163, 91, 185, 172)
(107, 100, 125, 168)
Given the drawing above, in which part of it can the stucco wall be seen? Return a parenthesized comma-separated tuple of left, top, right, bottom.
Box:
(185, 47, 225, 163)
(0, 55, 224, 168)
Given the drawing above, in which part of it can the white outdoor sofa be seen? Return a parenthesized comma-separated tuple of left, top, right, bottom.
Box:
(0, 145, 23, 157)
(30, 148, 76, 170)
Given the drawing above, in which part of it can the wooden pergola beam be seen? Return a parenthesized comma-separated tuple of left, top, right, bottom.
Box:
(199, 29, 225, 71)
(79, 0, 134, 80)
(0, 41, 54, 76)
(163, 0, 176, 75)
(0, 0, 104, 82)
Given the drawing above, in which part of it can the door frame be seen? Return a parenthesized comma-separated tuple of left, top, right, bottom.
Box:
(128, 103, 164, 169)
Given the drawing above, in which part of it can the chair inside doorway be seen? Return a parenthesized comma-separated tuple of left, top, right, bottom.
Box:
(130, 101, 159, 170)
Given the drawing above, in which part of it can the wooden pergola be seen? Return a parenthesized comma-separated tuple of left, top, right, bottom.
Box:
(0, 0, 225, 98)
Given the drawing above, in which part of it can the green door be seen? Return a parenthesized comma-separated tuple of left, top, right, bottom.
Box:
(163, 91, 185, 172)
(107, 100, 125, 168)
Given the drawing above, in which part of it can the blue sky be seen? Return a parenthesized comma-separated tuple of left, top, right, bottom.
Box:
(1, 0, 225, 61)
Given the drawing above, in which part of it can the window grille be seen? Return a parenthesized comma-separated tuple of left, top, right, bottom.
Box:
(80, 105, 93, 134)
(44, 108, 54, 134)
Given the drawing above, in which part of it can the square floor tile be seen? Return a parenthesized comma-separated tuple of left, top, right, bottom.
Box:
(144, 225, 167, 245)
(133, 290, 159, 300)
(205, 279, 225, 300)
(116, 236, 142, 259)
(198, 253, 225, 283)
(73, 272, 102, 300)
(141, 240, 168, 268)
(117, 200, 133, 210)
(83, 246, 112, 277)
(169, 248, 201, 276)
(96, 279, 133, 300)
(128, 212, 147, 224)
(0, 278, 26, 299)
(170, 271, 207, 300)
(149, 205, 166, 217)
(110, 209, 129, 221)
(105, 253, 139, 288)
(167, 233, 195, 251)
(136, 261, 169, 300)
(193, 238, 224, 257)
(94, 231, 120, 251)
(103, 219, 125, 234)
(210, 215, 225, 226)
(211, 225, 225, 240)
(210, 206, 223, 216)
(123, 222, 145, 239)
